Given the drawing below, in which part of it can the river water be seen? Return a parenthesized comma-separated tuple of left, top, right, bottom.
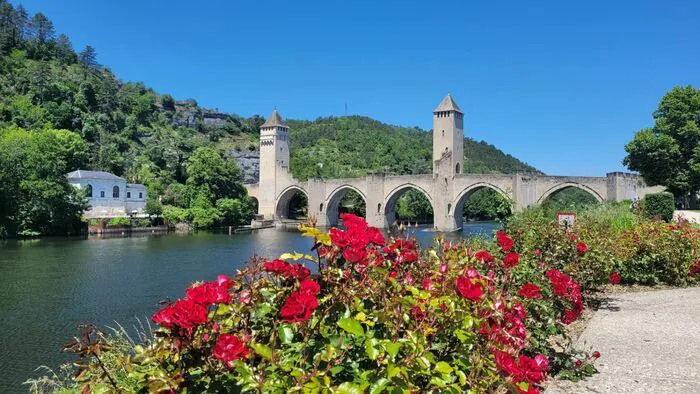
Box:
(0, 222, 499, 392)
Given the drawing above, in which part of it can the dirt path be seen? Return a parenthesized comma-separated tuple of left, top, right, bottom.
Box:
(546, 287, 700, 394)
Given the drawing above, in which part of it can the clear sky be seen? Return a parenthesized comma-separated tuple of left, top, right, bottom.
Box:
(17, 0, 700, 176)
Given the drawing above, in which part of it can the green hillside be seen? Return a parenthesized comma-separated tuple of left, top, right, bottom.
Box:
(287, 116, 538, 181)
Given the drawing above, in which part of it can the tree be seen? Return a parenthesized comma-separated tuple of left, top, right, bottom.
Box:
(624, 86, 700, 207)
(185, 147, 246, 202)
(27, 12, 55, 58)
(55, 33, 76, 62)
(78, 45, 99, 75)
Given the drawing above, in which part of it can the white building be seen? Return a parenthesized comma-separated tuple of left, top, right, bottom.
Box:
(66, 170, 147, 217)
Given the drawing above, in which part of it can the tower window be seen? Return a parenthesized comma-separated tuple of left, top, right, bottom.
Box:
(442, 130, 444, 136)
(85, 184, 93, 198)
(113, 186, 120, 198)
(456, 163, 461, 174)
(127, 191, 131, 198)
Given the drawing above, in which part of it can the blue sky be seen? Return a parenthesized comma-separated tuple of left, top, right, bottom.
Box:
(17, 0, 700, 176)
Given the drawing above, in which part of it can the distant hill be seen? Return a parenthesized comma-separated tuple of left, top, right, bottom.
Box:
(285, 116, 539, 181)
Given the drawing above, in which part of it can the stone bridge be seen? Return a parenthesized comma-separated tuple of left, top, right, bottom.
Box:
(246, 95, 661, 231)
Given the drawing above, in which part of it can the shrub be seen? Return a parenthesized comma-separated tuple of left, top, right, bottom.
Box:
(107, 217, 131, 227)
(56, 215, 596, 393)
(506, 202, 700, 288)
(643, 192, 675, 222)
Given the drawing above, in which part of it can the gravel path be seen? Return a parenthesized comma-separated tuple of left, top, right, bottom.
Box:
(546, 287, 700, 394)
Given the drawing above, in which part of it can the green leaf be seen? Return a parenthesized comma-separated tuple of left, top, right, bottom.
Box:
(251, 342, 272, 360)
(336, 382, 363, 394)
(434, 361, 453, 374)
(337, 317, 364, 337)
(278, 325, 294, 344)
(384, 342, 401, 357)
(387, 363, 401, 378)
(365, 338, 380, 360)
(369, 378, 389, 394)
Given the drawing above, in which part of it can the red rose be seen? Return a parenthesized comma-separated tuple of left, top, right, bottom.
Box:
(365, 227, 385, 246)
(535, 249, 542, 257)
(398, 250, 419, 263)
(518, 283, 542, 299)
(299, 278, 320, 296)
(280, 291, 318, 322)
(152, 298, 208, 329)
(342, 247, 367, 263)
(576, 242, 588, 255)
(288, 263, 310, 280)
(608, 272, 621, 285)
(503, 252, 520, 268)
(186, 282, 231, 306)
(497, 231, 514, 251)
(421, 278, 433, 291)
(455, 276, 483, 301)
(518, 354, 548, 383)
(264, 259, 292, 275)
(329, 228, 349, 248)
(340, 213, 367, 231)
(212, 334, 249, 367)
(475, 250, 494, 263)
(494, 351, 519, 376)
(593, 351, 601, 358)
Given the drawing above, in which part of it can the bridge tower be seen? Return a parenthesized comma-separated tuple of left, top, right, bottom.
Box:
(432, 94, 464, 176)
(258, 110, 290, 219)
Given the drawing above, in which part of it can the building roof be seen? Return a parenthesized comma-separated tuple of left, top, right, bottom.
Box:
(434, 94, 463, 113)
(261, 110, 287, 128)
(65, 170, 125, 181)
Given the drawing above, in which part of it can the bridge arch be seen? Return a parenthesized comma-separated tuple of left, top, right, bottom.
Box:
(384, 183, 434, 226)
(323, 184, 368, 227)
(275, 185, 309, 220)
(451, 183, 511, 229)
(537, 182, 604, 204)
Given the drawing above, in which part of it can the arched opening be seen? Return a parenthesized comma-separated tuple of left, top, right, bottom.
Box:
(455, 163, 460, 174)
(112, 185, 120, 199)
(541, 186, 600, 211)
(275, 187, 308, 220)
(85, 184, 93, 198)
(453, 184, 512, 230)
(324, 186, 367, 227)
(385, 186, 434, 226)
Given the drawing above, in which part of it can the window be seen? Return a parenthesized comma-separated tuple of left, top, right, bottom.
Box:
(139, 192, 143, 199)
(100, 191, 105, 198)
(127, 192, 131, 198)
(85, 184, 93, 198)
(112, 186, 120, 198)
(455, 163, 461, 174)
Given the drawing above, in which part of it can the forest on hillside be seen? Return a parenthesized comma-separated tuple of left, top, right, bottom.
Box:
(0, 0, 545, 236)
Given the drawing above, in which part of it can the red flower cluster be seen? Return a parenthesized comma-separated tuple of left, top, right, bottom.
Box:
(518, 283, 542, 299)
(545, 269, 584, 324)
(689, 260, 700, 277)
(494, 350, 550, 385)
(264, 259, 310, 280)
(152, 298, 209, 330)
(330, 214, 385, 266)
(186, 275, 234, 307)
(480, 301, 527, 349)
(455, 269, 483, 301)
(503, 252, 520, 268)
(497, 231, 514, 251)
(280, 290, 319, 323)
(576, 242, 588, 255)
(608, 272, 621, 285)
(475, 250, 494, 263)
(212, 334, 249, 367)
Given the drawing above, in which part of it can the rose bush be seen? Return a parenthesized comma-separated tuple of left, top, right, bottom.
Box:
(505, 203, 700, 289)
(57, 214, 603, 393)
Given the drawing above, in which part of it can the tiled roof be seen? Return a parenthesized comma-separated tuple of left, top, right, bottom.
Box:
(65, 170, 125, 181)
(261, 110, 287, 128)
(434, 94, 462, 113)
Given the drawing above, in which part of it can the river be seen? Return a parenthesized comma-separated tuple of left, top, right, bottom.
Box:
(0, 222, 499, 392)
